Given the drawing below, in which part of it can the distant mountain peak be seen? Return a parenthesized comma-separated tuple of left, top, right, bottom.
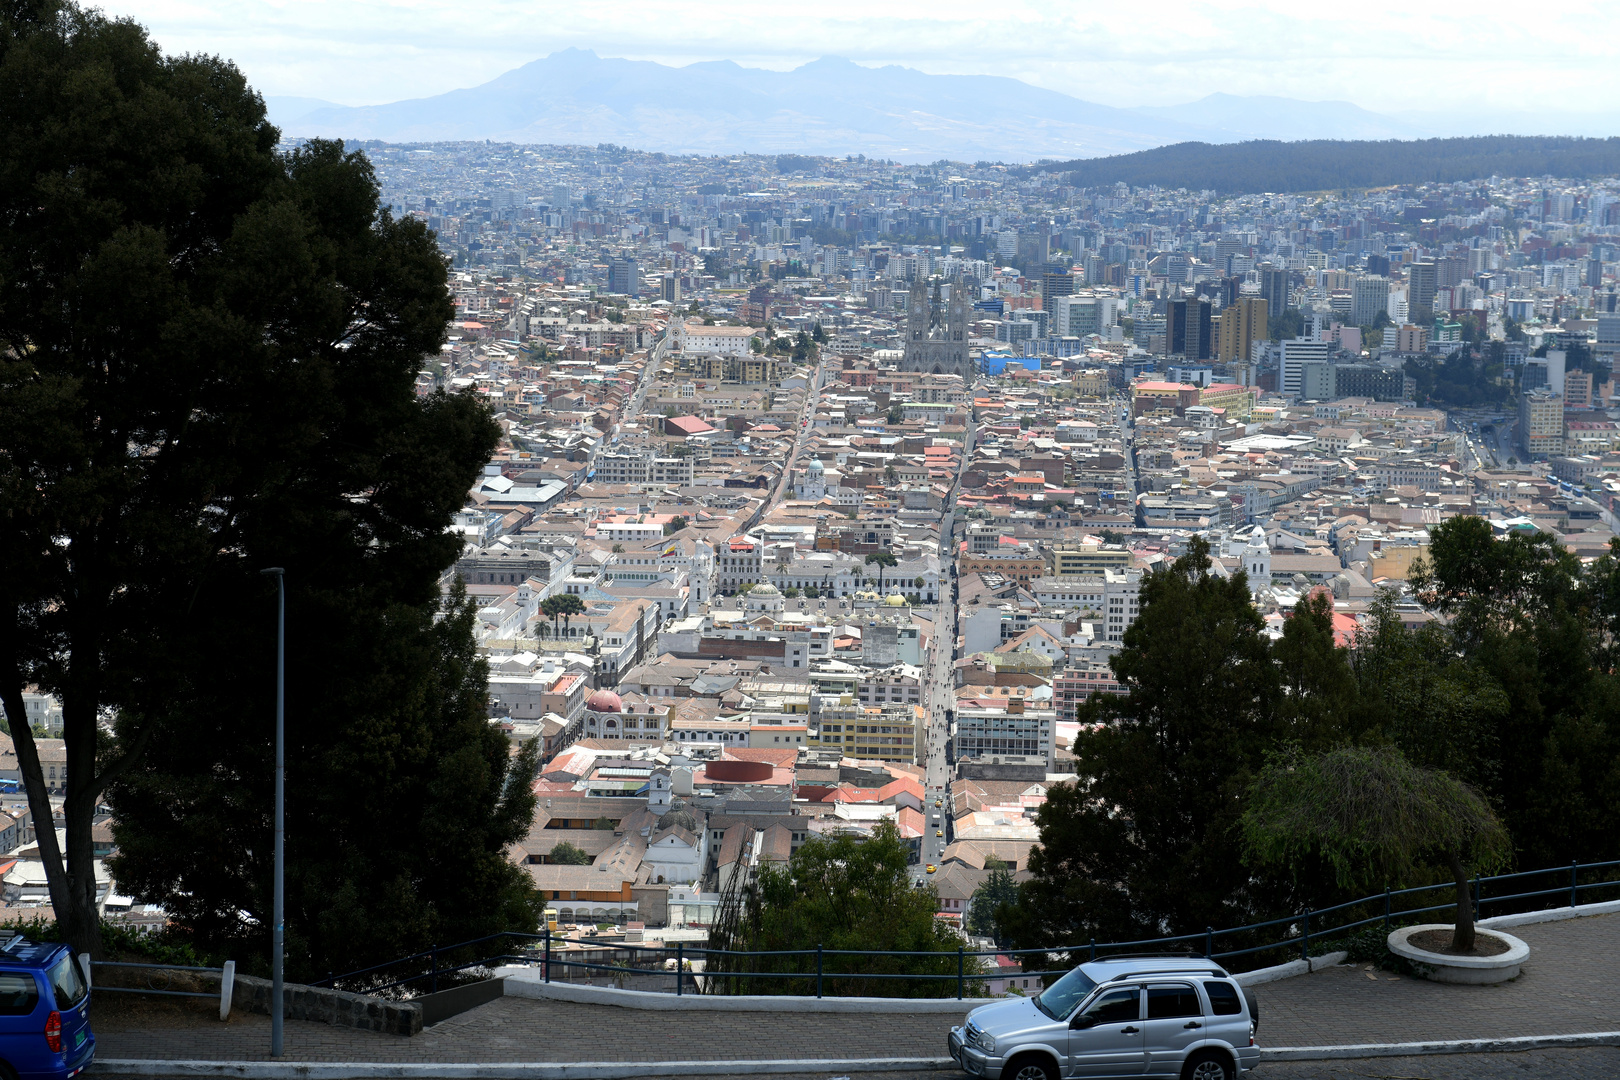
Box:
(277, 51, 1419, 162)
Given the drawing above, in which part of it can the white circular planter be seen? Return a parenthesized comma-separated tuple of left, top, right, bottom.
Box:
(1387, 924, 1530, 984)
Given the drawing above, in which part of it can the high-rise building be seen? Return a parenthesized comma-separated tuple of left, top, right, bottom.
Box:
(1278, 338, 1331, 396)
(661, 274, 680, 304)
(1350, 275, 1389, 328)
(1042, 266, 1076, 305)
(1407, 262, 1437, 324)
(1519, 388, 1564, 457)
(608, 257, 640, 298)
(1434, 255, 1467, 289)
(1259, 266, 1289, 318)
(1217, 296, 1268, 364)
(1167, 298, 1212, 360)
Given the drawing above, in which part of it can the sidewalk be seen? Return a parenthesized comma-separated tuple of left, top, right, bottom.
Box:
(93, 912, 1620, 1064)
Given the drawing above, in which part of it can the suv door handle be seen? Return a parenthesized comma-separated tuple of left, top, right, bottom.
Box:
(1184, 1021, 1202, 1029)
(1121, 1026, 1139, 1034)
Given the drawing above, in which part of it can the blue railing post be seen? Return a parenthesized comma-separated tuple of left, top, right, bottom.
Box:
(816, 944, 823, 999)
(544, 932, 551, 984)
(1204, 926, 1213, 959)
(1571, 860, 1579, 909)
(675, 943, 683, 996)
(1473, 875, 1480, 916)
(1089, 937, 1095, 961)
(430, 946, 438, 994)
(957, 947, 965, 1000)
(1383, 888, 1391, 929)
(1301, 909, 1311, 962)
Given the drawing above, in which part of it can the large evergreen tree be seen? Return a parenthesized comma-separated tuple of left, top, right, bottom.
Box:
(1005, 539, 1297, 950)
(0, 0, 538, 967)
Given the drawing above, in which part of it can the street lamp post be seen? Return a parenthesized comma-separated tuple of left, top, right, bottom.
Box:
(259, 567, 286, 1057)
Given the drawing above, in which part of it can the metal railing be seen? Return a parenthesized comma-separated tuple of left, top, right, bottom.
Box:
(315, 857, 1620, 1000)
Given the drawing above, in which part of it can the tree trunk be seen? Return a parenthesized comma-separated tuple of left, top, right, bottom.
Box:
(0, 683, 101, 959)
(1449, 854, 1476, 953)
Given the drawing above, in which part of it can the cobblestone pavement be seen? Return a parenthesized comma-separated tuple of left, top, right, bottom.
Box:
(95, 914, 1618, 1066)
(1256, 914, 1619, 1045)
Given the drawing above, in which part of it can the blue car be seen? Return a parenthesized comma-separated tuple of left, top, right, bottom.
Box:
(0, 936, 93, 1080)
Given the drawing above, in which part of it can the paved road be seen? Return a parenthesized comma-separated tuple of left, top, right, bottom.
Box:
(93, 914, 1620, 1069)
(916, 405, 976, 872)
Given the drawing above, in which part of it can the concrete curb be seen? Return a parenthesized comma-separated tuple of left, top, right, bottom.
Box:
(1233, 950, 1347, 986)
(89, 1058, 960, 1078)
(1480, 898, 1620, 928)
(499, 969, 997, 1012)
(1260, 1030, 1620, 1061)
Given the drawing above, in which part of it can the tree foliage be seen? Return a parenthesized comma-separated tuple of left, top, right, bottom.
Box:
(1003, 538, 1298, 950)
(0, 0, 542, 971)
(1025, 136, 1620, 194)
(1242, 746, 1510, 950)
(548, 841, 593, 866)
(706, 821, 974, 997)
(966, 858, 1020, 944)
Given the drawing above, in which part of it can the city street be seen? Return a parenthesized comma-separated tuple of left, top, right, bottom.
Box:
(916, 403, 977, 874)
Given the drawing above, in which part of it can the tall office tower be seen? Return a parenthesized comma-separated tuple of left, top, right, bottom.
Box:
(1278, 338, 1332, 396)
(1017, 231, 1051, 272)
(1407, 261, 1438, 324)
(1167, 298, 1213, 360)
(996, 230, 1019, 262)
(1351, 275, 1390, 328)
(1435, 255, 1467, 289)
(1084, 253, 1105, 284)
(1219, 276, 1241, 308)
(1588, 258, 1605, 289)
(608, 257, 640, 298)
(1259, 266, 1289, 318)
(661, 274, 680, 304)
(1217, 296, 1268, 363)
(1365, 254, 1391, 277)
(1042, 265, 1076, 304)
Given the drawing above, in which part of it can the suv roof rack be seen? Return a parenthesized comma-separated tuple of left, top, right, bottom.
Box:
(1108, 967, 1226, 982)
(1087, 951, 1200, 962)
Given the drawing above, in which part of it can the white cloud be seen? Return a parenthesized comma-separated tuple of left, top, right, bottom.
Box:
(107, 0, 1620, 121)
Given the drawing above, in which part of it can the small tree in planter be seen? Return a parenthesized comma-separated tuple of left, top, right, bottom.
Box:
(1241, 745, 1511, 952)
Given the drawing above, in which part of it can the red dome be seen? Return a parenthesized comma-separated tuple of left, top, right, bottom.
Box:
(585, 689, 622, 713)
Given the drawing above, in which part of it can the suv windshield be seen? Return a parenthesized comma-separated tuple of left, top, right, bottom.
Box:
(48, 954, 86, 1009)
(1033, 965, 1097, 1020)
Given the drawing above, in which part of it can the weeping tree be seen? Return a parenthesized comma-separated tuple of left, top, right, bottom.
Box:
(1241, 746, 1511, 951)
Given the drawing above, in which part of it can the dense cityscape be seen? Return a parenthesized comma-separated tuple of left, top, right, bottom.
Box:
(5, 2, 1620, 1074)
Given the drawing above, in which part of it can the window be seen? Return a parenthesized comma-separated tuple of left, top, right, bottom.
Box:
(45, 954, 85, 1012)
(1204, 981, 1242, 1016)
(0, 972, 37, 1015)
(1146, 984, 1201, 1019)
(1081, 987, 1141, 1024)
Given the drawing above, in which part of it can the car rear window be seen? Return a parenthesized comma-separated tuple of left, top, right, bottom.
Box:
(48, 955, 86, 1009)
(0, 972, 38, 1015)
(1204, 980, 1243, 1015)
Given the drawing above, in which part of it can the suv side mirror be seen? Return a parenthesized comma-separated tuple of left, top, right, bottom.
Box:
(1070, 1014, 1097, 1030)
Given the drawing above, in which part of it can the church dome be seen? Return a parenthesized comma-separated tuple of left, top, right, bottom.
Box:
(585, 689, 622, 713)
(751, 582, 781, 596)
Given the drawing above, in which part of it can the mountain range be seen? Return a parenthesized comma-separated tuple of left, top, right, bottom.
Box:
(265, 50, 1614, 162)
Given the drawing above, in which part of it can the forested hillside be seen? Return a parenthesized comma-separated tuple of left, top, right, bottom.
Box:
(1029, 136, 1620, 193)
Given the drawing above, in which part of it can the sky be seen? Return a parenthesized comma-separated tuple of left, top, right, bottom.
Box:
(107, 0, 1620, 121)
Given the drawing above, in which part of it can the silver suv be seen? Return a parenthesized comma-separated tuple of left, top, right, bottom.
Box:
(948, 956, 1260, 1080)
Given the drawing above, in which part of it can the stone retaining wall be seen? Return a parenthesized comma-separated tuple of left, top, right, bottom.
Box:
(232, 973, 422, 1036)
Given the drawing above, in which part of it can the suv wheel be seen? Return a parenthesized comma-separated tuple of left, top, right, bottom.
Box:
(1003, 1053, 1058, 1080)
(1182, 1050, 1233, 1080)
